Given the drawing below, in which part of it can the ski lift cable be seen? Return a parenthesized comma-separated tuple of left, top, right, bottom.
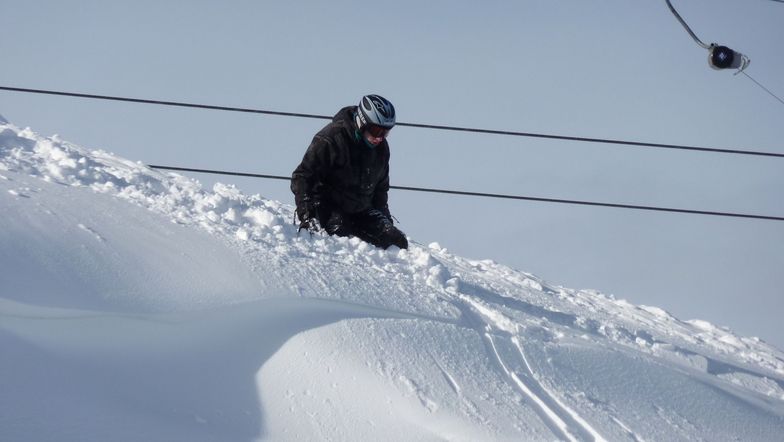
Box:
(741, 71, 784, 106)
(1, 85, 783, 159)
(147, 164, 784, 223)
(665, 0, 711, 49)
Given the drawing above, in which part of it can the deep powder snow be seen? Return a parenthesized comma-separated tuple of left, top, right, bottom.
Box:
(2, 116, 783, 441)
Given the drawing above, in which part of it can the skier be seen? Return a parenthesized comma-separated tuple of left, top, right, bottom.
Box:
(291, 94, 408, 250)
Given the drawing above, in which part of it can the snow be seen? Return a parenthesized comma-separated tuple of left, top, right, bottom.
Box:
(1, 117, 784, 441)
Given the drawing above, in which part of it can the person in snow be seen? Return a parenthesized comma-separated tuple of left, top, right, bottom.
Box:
(291, 94, 408, 250)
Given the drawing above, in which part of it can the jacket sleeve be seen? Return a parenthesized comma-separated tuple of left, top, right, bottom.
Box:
(372, 162, 391, 219)
(291, 136, 331, 219)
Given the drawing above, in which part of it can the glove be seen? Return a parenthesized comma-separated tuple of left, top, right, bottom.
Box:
(379, 206, 394, 225)
(297, 197, 321, 233)
(299, 217, 321, 234)
(381, 224, 408, 250)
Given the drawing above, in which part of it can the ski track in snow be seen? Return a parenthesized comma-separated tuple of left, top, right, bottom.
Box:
(3, 118, 784, 440)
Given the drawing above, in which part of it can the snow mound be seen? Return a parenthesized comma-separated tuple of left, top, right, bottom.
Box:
(2, 117, 784, 441)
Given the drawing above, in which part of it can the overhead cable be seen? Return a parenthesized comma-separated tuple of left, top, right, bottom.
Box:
(2, 85, 782, 159)
(741, 71, 784, 106)
(148, 165, 784, 223)
(665, 0, 710, 49)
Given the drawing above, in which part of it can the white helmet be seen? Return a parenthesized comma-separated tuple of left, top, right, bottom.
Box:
(356, 94, 396, 129)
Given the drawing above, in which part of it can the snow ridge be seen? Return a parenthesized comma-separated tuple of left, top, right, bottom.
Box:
(2, 118, 784, 441)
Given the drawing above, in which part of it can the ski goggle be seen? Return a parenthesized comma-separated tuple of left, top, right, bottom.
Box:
(365, 124, 392, 139)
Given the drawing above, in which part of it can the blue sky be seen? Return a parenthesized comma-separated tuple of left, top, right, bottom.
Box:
(2, 0, 783, 347)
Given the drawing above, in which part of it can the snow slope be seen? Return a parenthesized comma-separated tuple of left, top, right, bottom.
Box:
(1, 115, 783, 441)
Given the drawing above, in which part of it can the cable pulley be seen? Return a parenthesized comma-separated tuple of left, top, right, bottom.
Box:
(665, 0, 750, 74)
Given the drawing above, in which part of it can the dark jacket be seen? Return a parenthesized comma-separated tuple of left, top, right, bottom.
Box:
(291, 106, 391, 221)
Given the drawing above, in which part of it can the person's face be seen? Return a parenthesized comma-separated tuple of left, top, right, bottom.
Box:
(363, 124, 391, 146)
